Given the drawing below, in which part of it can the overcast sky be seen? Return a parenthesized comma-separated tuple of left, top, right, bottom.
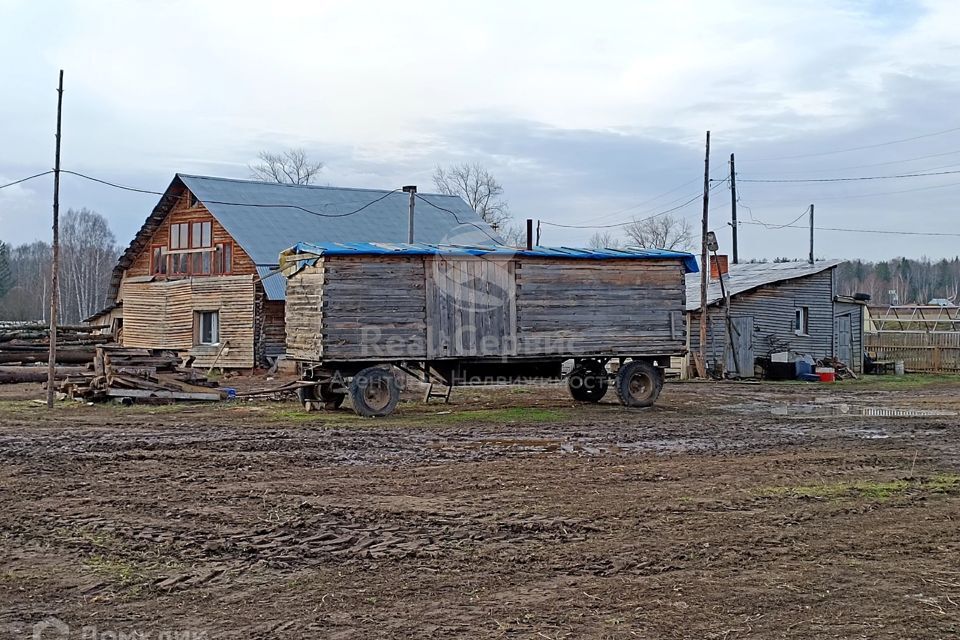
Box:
(2, 0, 959, 261)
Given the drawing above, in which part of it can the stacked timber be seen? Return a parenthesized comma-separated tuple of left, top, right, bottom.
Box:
(60, 346, 225, 402)
(0, 322, 110, 382)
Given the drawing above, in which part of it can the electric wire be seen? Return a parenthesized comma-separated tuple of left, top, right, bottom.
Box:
(0, 171, 54, 190)
(540, 179, 727, 230)
(738, 220, 960, 238)
(751, 125, 960, 162)
(736, 168, 960, 183)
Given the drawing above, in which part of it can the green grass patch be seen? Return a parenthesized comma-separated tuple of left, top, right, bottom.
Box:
(843, 374, 960, 389)
(84, 555, 144, 586)
(761, 473, 960, 501)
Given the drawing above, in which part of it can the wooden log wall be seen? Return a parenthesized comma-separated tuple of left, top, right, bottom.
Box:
(286, 255, 690, 363)
(515, 258, 686, 357)
(120, 275, 256, 368)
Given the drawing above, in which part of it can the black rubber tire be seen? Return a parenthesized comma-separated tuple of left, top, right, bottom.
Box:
(297, 382, 345, 410)
(614, 360, 663, 408)
(567, 365, 609, 402)
(348, 367, 401, 417)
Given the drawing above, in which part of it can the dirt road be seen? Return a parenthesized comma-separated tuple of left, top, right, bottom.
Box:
(1, 378, 958, 638)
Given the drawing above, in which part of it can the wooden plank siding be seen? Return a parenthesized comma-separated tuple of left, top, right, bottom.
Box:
(285, 255, 689, 363)
(116, 186, 267, 368)
(124, 188, 257, 279)
(689, 269, 836, 372)
(834, 301, 864, 373)
(515, 258, 686, 357)
(120, 275, 256, 368)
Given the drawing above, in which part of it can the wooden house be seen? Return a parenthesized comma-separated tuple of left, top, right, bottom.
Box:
(684, 260, 865, 376)
(103, 175, 498, 369)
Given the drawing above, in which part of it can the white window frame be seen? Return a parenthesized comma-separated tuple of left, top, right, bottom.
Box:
(794, 306, 810, 336)
(196, 310, 220, 345)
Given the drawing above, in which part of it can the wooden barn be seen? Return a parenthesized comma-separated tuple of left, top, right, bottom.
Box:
(684, 259, 865, 376)
(102, 175, 497, 369)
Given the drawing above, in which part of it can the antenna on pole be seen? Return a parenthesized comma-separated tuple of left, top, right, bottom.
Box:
(46, 70, 64, 409)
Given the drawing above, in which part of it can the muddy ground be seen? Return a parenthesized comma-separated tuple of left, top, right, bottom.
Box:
(1, 376, 959, 639)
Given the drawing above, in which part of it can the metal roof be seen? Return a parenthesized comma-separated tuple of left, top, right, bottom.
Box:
(255, 266, 287, 301)
(685, 259, 842, 311)
(179, 175, 501, 266)
(282, 241, 699, 271)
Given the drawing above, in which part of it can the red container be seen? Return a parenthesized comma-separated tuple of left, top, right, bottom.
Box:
(816, 367, 836, 383)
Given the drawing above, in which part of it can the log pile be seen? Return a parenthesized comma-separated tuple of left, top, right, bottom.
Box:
(61, 346, 226, 402)
(0, 322, 110, 381)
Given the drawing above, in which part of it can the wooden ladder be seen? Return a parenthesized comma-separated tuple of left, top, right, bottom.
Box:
(423, 382, 453, 404)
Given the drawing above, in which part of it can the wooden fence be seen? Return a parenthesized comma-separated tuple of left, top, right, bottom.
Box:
(865, 331, 960, 373)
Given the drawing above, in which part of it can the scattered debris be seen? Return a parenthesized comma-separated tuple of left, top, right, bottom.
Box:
(59, 346, 225, 402)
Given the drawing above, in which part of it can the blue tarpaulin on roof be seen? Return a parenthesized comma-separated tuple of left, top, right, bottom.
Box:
(284, 241, 699, 272)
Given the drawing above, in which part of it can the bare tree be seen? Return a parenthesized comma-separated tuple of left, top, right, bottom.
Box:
(624, 214, 693, 251)
(59, 209, 117, 323)
(432, 163, 511, 228)
(249, 148, 324, 185)
(587, 231, 622, 249)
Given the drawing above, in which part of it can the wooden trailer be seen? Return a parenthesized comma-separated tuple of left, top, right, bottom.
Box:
(280, 242, 698, 416)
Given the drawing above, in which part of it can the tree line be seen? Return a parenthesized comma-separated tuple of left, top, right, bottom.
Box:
(835, 257, 960, 305)
(0, 208, 117, 323)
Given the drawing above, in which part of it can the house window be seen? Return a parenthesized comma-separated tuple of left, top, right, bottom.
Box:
(150, 246, 166, 275)
(196, 311, 219, 345)
(794, 306, 810, 336)
(163, 220, 221, 276)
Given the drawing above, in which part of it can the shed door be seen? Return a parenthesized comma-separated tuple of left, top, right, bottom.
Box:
(836, 314, 853, 366)
(726, 316, 754, 377)
(425, 257, 517, 358)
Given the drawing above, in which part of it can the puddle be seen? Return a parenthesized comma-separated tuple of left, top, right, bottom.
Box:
(727, 403, 958, 418)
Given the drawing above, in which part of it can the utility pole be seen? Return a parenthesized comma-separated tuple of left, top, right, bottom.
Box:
(535, 220, 541, 246)
(729, 152, 738, 264)
(698, 131, 710, 378)
(402, 185, 417, 243)
(809, 203, 815, 265)
(46, 70, 64, 409)
(525, 219, 533, 250)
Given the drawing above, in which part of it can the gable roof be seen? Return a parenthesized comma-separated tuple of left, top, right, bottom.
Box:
(107, 174, 501, 303)
(684, 259, 841, 311)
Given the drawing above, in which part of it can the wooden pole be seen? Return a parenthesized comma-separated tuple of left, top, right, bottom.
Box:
(535, 220, 541, 246)
(808, 203, 815, 265)
(698, 131, 710, 377)
(525, 219, 533, 250)
(46, 69, 64, 408)
(403, 185, 417, 243)
(729, 153, 738, 264)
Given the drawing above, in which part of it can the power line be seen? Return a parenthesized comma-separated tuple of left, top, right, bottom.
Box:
(743, 148, 960, 174)
(739, 220, 960, 238)
(752, 125, 960, 162)
(540, 179, 727, 230)
(737, 168, 960, 183)
(62, 170, 401, 218)
(747, 205, 811, 230)
(0, 170, 54, 190)
(412, 193, 504, 245)
(589, 177, 701, 223)
(735, 178, 960, 205)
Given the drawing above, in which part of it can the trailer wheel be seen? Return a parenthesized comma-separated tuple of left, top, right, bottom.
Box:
(349, 367, 400, 417)
(614, 360, 662, 407)
(297, 382, 345, 411)
(567, 364, 608, 402)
